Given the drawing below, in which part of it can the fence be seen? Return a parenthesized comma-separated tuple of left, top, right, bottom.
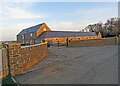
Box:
(68, 37, 119, 47)
(2, 43, 48, 77)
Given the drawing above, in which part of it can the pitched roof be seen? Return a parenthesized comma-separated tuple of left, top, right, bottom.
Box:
(18, 23, 44, 35)
(38, 31, 98, 39)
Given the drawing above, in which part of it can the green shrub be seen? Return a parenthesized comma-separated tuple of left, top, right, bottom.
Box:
(2, 75, 18, 86)
(60, 43, 67, 46)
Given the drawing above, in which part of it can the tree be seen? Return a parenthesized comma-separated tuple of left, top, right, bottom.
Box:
(83, 17, 119, 37)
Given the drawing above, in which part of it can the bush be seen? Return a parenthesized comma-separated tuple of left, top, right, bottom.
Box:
(60, 43, 67, 46)
(2, 75, 18, 86)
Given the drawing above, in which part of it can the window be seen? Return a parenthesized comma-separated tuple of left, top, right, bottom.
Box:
(22, 35, 24, 39)
(23, 41, 24, 44)
(30, 33, 33, 37)
(44, 28, 46, 31)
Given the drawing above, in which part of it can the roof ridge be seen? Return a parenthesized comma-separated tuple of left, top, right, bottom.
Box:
(23, 23, 44, 30)
(50, 31, 80, 33)
(18, 23, 45, 35)
(38, 31, 97, 39)
(47, 31, 96, 33)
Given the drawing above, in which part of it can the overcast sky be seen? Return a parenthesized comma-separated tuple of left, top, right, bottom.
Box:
(0, 1, 118, 41)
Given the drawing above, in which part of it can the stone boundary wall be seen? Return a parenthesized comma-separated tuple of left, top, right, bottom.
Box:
(0, 49, 2, 79)
(2, 43, 48, 77)
(118, 37, 120, 44)
(69, 37, 119, 47)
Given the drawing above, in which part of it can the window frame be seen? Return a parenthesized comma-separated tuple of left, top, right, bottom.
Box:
(22, 35, 25, 39)
(30, 33, 33, 37)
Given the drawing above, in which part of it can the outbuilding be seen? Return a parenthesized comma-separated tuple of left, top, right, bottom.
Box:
(17, 23, 102, 45)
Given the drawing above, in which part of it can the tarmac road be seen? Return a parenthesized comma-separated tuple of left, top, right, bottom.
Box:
(14, 45, 118, 84)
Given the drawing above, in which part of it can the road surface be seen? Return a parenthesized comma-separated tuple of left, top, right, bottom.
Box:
(14, 45, 118, 84)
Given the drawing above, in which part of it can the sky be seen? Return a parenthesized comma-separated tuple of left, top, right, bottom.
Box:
(0, 1, 118, 41)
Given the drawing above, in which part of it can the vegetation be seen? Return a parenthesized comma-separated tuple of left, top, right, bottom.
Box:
(82, 17, 120, 38)
(60, 43, 67, 46)
(2, 75, 19, 86)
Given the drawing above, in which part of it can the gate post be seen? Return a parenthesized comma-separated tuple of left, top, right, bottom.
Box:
(6, 44, 11, 76)
(66, 37, 68, 47)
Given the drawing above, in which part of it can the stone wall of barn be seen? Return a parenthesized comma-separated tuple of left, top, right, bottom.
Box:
(68, 37, 118, 47)
(45, 35, 101, 45)
(36, 23, 51, 37)
(2, 43, 48, 77)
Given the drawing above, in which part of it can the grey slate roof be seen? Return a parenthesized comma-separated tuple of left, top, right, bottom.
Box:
(18, 23, 44, 35)
(38, 31, 98, 39)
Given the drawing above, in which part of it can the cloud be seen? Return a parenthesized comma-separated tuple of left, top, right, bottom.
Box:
(0, 3, 47, 41)
(0, 3, 42, 20)
(0, 6, 42, 20)
(55, 21, 74, 28)
(67, 7, 117, 29)
(0, 0, 40, 2)
(0, 2, 118, 41)
(71, 7, 117, 21)
(49, 21, 81, 31)
(1, 22, 41, 41)
(74, 8, 111, 15)
(48, 18, 112, 32)
(1, 0, 119, 2)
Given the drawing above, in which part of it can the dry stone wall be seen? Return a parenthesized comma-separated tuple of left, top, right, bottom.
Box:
(69, 37, 118, 47)
(2, 43, 48, 77)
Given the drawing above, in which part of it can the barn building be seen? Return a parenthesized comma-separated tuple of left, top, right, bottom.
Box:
(17, 23, 102, 45)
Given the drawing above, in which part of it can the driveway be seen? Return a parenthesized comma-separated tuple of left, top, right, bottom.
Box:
(14, 45, 118, 84)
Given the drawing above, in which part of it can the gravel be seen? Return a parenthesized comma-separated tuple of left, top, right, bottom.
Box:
(14, 45, 118, 84)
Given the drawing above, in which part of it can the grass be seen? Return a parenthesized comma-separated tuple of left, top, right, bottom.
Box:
(2, 75, 19, 86)
(60, 43, 67, 46)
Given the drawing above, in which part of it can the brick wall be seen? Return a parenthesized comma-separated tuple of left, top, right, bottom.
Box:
(2, 43, 48, 77)
(69, 37, 118, 47)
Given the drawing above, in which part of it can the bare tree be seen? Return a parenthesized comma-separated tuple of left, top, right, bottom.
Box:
(83, 17, 119, 37)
